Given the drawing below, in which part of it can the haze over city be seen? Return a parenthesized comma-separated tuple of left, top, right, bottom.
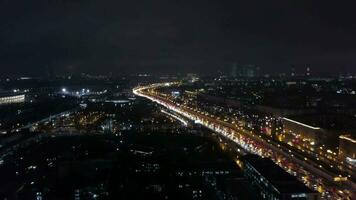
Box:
(1, 0, 356, 76)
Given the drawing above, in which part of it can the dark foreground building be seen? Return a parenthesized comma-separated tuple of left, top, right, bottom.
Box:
(241, 154, 320, 200)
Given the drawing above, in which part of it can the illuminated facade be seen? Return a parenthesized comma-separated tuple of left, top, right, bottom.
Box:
(338, 135, 356, 166)
(0, 94, 25, 105)
(282, 117, 323, 145)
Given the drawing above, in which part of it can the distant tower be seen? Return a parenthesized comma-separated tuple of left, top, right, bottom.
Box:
(45, 65, 55, 79)
(231, 63, 238, 78)
(290, 65, 295, 77)
(103, 119, 113, 134)
(244, 64, 259, 78)
(306, 65, 311, 76)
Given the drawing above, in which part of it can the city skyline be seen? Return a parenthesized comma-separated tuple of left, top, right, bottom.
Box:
(0, 1, 355, 199)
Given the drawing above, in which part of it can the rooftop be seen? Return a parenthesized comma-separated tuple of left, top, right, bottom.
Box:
(0, 92, 25, 98)
(242, 154, 315, 194)
(339, 135, 356, 144)
(289, 114, 356, 133)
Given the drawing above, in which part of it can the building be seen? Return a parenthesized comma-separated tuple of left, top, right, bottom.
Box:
(306, 65, 311, 76)
(0, 93, 25, 105)
(338, 135, 356, 166)
(241, 154, 320, 200)
(290, 65, 296, 77)
(186, 73, 199, 83)
(281, 117, 324, 146)
(230, 64, 260, 78)
(241, 65, 260, 78)
(230, 63, 238, 78)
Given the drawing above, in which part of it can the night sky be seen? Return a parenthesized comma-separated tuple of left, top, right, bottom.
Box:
(1, 0, 356, 76)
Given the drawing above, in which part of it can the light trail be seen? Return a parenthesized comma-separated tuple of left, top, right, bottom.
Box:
(161, 109, 188, 126)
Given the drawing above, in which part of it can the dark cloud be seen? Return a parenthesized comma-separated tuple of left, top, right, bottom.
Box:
(1, 0, 356, 76)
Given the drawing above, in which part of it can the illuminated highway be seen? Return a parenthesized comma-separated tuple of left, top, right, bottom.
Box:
(133, 82, 355, 199)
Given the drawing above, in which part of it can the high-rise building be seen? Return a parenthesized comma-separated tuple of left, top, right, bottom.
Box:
(242, 64, 260, 78)
(231, 63, 238, 78)
(230, 64, 260, 78)
(306, 65, 311, 76)
(290, 65, 296, 77)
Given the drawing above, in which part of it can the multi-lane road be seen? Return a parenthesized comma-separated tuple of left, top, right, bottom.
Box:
(133, 82, 355, 199)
